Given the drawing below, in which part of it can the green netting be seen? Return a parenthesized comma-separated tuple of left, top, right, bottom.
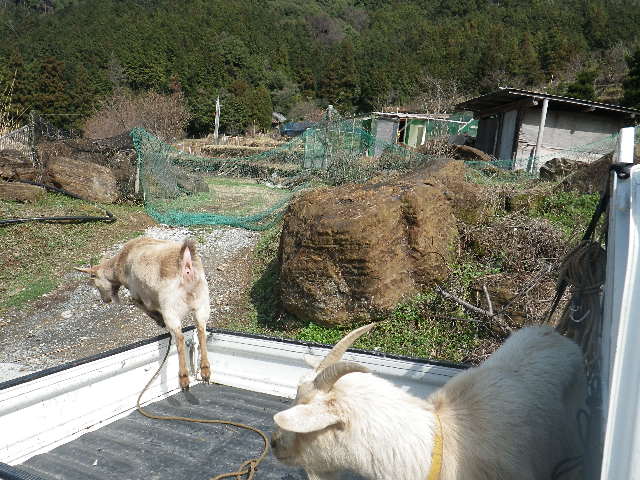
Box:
(132, 111, 631, 229)
(131, 127, 307, 230)
(130, 112, 437, 230)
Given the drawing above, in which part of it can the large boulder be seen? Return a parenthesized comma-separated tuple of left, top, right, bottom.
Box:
(34, 132, 209, 203)
(278, 159, 481, 326)
(539, 157, 581, 182)
(36, 133, 140, 202)
(46, 156, 120, 203)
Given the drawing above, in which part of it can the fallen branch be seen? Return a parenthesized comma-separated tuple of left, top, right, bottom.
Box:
(434, 285, 511, 334)
(482, 284, 494, 316)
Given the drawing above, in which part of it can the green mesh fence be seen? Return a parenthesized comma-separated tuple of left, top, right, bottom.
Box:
(302, 110, 432, 184)
(130, 111, 438, 230)
(131, 127, 307, 230)
(131, 112, 634, 229)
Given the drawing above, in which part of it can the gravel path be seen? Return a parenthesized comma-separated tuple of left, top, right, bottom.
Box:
(0, 226, 261, 382)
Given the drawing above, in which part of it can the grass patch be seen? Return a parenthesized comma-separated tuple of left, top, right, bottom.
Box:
(251, 291, 481, 364)
(528, 191, 600, 237)
(3, 276, 58, 309)
(294, 292, 480, 363)
(162, 176, 292, 216)
(0, 193, 154, 312)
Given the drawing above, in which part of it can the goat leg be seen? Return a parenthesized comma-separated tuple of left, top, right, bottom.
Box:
(195, 305, 211, 383)
(168, 326, 190, 391)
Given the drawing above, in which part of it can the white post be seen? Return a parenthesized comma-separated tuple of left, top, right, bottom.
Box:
(600, 126, 638, 480)
(214, 96, 220, 145)
(533, 98, 549, 173)
(613, 126, 635, 163)
(134, 164, 140, 195)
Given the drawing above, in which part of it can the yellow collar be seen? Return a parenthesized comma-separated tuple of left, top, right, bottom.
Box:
(427, 414, 443, 480)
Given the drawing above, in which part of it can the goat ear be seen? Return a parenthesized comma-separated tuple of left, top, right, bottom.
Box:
(274, 404, 339, 433)
(304, 354, 322, 369)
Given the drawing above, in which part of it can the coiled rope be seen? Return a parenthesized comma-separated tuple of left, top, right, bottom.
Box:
(548, 169, 614, 479)
(550, 240, 606, 480)
(136, 337, 270, 480)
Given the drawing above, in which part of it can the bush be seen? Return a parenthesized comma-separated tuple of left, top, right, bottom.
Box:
(83, 90, 191, 141)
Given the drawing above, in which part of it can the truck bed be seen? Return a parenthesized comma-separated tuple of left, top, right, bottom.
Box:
(0, 329, 460, 480)
(12, 383, 306, 480)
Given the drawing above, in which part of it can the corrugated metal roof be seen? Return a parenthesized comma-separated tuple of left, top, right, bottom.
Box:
(373, 112, 454, 121)
(456, 87, 640, 117)
(11, 383, 360, 480)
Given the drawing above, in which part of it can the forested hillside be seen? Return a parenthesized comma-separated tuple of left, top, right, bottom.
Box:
(1, 0, 639, 135)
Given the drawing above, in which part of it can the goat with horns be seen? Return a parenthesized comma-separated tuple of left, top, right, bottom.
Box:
(271, 323, 586, 480)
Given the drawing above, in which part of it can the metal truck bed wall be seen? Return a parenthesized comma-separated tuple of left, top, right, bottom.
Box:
(0, 329, 462, 479)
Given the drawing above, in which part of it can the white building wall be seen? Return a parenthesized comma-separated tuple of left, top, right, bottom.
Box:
(515, 109, 624, 171)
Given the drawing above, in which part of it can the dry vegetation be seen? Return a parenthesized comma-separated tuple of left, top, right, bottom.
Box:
(83, 90, 191, 141)
(1, 74, 27, 136)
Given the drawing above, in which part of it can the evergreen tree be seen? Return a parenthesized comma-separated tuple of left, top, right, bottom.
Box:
(318, 39, 359, 112)
(245, 86, 273, 132)
(566, 70, 597, 101)
(34, 57, 70, 127)
(622, 50, 640, 109)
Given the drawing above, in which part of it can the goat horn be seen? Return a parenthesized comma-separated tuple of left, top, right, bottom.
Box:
(314, 361, 370, 392)
(74, 266, 95, 274)
(316, 323, 377, 371)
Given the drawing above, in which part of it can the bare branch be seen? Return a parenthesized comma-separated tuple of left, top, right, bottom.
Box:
(434, 285, 511, 334)
(482, 284, 494, 316)
(435, 285, 492, 317)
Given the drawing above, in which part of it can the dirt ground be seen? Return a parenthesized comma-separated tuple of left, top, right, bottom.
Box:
(0, 225, 261, 381)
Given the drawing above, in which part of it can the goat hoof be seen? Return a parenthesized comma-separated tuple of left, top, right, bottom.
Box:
(201, 366, 211, 383)
(179, 376, 190, 391)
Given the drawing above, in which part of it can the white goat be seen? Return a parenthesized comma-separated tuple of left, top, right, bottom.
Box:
(271, 324, 585, 480)
(76, 236, 211, 391)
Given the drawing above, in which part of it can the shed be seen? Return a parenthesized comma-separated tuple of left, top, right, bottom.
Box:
(370, 112, 477, 156)
(456, 88, 640, 171)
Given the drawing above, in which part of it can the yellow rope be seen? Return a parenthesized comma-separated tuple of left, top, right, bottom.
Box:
(136, 337, 270, 480)
(426, 413, 443, 480)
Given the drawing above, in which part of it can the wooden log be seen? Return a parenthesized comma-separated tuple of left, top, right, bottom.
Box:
(0, 149, 38, 181)
(47, 156, 119, 203)
(0, 180, 46, 202)
(454, 144, 494, 163)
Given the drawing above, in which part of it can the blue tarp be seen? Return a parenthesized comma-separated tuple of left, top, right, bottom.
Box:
(280, 121, 315, 137)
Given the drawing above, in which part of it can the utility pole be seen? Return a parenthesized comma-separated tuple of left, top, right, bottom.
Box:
(214, 96, 220, 144)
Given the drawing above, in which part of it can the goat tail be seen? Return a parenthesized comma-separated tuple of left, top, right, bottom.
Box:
(180, 237, 197, 258)
(179, 237, 198, 282)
